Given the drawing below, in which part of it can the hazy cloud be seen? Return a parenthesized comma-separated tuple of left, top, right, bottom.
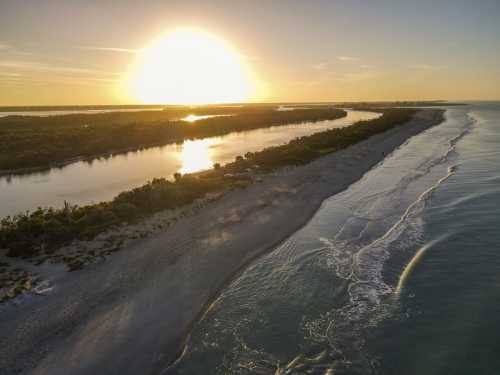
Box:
(312, 62, 327, 70)
(0, 72, 25, 84)
(333, 69, 381, 83)
(410, 63, 447, 71)
(0, 74, 119, 86)
(0, 43, 10, 49)
(0, 60, 119, 76)
(77, 46, 140, 54)
(0, 59, 122, 87)
(337, 55, 357, 62)
(0, 72, 23, 77)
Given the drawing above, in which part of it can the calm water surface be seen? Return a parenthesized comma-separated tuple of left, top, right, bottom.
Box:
(0, 110, 378, 218)
(172, 103, 500, 374)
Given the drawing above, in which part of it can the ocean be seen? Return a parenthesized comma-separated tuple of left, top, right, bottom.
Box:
(171, 102, 500, 374)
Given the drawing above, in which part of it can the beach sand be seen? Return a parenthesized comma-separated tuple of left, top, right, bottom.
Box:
(0, 109, 444, 375)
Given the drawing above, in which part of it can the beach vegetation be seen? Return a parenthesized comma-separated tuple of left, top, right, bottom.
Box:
(0, 108, 425, 260)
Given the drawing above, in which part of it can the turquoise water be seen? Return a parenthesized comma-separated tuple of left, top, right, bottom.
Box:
(171, 103, 500, 374)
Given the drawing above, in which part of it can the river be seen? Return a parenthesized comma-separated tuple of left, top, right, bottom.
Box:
(0, 110, 378, 218)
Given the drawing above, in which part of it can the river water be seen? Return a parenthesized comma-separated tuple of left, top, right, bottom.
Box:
(172, 103, 500, 374)
(0, 110, 378, 218)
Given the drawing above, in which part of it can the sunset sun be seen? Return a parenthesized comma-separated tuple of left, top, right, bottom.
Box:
(128, 28, 253, 105)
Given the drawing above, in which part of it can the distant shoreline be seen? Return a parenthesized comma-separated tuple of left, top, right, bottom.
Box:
(0, 100, 465, 113)
(0, 105, 168, 112)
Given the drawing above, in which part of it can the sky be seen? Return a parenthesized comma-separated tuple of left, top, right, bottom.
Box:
(1, 0, 499, 106)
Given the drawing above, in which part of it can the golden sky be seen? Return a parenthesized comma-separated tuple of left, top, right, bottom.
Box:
(1, 1, 499, 106)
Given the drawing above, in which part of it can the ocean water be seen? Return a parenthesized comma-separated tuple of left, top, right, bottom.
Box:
(171, 103, 500, 374)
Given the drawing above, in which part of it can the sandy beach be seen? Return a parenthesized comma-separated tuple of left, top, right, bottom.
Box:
(0, 109, 444, 375)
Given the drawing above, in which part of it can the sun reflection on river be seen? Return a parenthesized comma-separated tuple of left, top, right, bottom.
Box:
(181, 114, 233, 122)
(177, 138, 219, 174)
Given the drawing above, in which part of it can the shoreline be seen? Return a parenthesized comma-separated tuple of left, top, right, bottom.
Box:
(0, 109, 444, 374)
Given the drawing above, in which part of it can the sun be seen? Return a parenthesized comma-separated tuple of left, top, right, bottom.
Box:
(127, 28, 254, 105)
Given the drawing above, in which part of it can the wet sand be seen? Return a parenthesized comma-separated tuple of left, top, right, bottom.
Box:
(0, 109, 444, 375)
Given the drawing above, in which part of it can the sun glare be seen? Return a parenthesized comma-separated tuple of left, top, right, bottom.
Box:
(128, 28, 254, 105)
(178, 138, 218, 174)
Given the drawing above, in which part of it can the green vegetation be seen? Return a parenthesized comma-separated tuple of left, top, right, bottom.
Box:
(0, 108, 422, 260)
(0, 106, 346, 171)
(0, 175, 231, 258)
(343, 101, 464, 109)
(234, 108, 417, 170)
(276, 101, 463, 108)
(0, 265, 37, 303)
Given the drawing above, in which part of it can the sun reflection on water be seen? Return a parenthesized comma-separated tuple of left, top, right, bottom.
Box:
(182, 114, 212, 122)
(177, 138, 219, 174)
(181, 114, 233, 122)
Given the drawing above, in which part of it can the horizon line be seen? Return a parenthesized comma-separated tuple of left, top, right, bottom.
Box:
(0, 99, 493, 110)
